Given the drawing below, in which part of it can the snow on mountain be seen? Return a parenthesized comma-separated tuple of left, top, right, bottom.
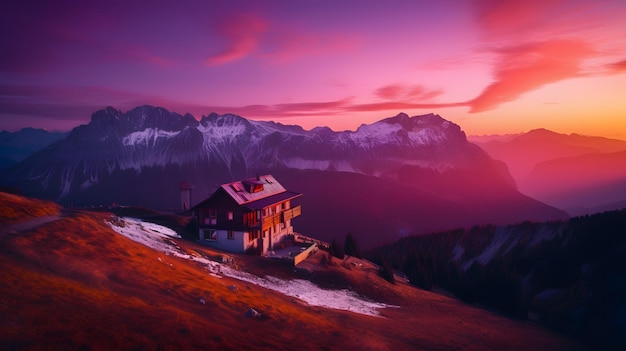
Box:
(122, 128, 181, 147)
(0, 106, 502, 210)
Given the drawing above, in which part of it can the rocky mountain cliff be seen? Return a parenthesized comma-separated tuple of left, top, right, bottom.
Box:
(0, 106, 497, 202)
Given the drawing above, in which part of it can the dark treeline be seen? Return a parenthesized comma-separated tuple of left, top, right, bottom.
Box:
(366, 209, 626, 349)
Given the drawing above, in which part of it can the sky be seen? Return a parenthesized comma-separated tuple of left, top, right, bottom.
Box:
(1, 0, 626, 138)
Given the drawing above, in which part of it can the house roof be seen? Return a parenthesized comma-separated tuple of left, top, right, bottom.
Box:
(222, 174, 293, 205)
(243, 191, 302, 210)
(191, 174, 301, 211)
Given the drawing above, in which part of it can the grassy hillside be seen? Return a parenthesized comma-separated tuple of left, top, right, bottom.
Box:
(0, 192, 582, 350)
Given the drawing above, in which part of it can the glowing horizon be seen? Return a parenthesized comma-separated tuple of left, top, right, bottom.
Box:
(1, 1, 625, 139)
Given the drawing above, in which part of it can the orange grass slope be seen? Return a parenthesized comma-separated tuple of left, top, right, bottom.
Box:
(0, 192, 583, 350)
(0, 192, 61, 225)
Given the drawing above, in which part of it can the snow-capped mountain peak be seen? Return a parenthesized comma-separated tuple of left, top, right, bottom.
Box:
(1, 106, 491, 202)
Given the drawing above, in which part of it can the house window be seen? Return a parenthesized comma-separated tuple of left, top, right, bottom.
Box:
(249, 230, 260, 241)
(244, 211, 259, 226)
(243, 180, 264, 193)
(227, 230, 234, 240)
(203, 229, 217, 241)
(204, 209, 217, 225)
(228, 211, 233, 220)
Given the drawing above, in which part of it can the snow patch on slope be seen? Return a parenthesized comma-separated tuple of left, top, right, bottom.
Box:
(198, 121, 247, 141)
(528, 225, 560, 247)
(123, 128, 180, 146)
(461, 227, 521, 271)
(408, 128, 448, 145)
(107, 217, 391, 317)
(349, 123, 404, 146)
(281, 158, 356, 172)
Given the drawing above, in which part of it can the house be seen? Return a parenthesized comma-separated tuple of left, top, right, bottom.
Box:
(190, 174, 302, 254)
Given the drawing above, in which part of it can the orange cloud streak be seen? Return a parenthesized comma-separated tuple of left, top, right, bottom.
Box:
(468, 40, 593, 113)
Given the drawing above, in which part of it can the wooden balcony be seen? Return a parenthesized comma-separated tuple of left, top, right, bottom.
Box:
(261, 206, 302, 229)
(282, 205, 301, 222)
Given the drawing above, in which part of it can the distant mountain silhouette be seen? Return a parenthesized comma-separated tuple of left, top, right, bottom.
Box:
(474, 129, 626, 214)
(0, 127, 68, 167)
(521, 150, 626, 211)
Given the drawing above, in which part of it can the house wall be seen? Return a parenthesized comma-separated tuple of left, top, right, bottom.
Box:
(199, 229, 247, 253)
(197, 191, 248, 229)
(265, 217, 295, 252)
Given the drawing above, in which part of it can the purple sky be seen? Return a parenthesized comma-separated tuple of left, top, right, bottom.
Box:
(2, 0, 626, 138)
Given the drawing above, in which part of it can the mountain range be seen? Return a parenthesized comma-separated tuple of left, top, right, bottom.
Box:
(0, 106, 567, 249)
(472, 129, 626, 214)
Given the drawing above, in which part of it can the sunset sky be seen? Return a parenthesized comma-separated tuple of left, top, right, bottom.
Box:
(2, 0, 625, 138)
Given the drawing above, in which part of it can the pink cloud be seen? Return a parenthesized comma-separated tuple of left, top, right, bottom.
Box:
(205, 10, 360, 66)
(468, 40, 593, 113)
(374, 84, 443, 102)
(473, 0, 563, 39)
(125, 47, 173, 67)
(262, 31, 360, 64)
(347, 101, 465, 113)
(206, 13, 268, 65)
(375, 84, 407, 100)
(606, 59, 626, 74)
(207, 98, 355, 118)
(206, 96, 464, 118)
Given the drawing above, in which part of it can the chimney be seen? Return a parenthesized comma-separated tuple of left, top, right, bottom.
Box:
(179, 181, 194, 211)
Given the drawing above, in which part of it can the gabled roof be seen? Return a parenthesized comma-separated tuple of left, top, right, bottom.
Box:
(243, 191, 302, 210)
(190, 174, 301, 211)
(222, 174, 288, 205)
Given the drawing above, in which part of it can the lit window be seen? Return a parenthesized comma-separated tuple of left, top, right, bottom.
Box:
(228, 211, 233, 220)
(205, 209, 217, 225)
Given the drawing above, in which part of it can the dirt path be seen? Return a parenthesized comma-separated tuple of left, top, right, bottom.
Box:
(0, 215, 63, 236)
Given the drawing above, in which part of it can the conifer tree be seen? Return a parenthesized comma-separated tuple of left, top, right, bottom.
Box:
(344, 232, 361, 258)
(330, 238, 345, 259)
